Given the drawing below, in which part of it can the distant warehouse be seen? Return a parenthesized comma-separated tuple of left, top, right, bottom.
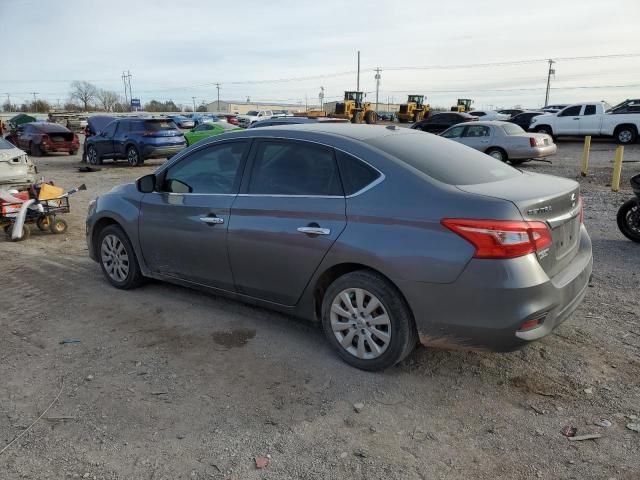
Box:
(205, 100, 314, 115)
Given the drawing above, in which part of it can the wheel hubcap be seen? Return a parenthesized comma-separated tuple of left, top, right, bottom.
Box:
(88, 149, 97, 164)
(330, 288, 391, 360)
(128, 149, 138, 165)
(619, 130, 632, 143)
(101, 234, 130, 282)
(490, 151, 503, 160)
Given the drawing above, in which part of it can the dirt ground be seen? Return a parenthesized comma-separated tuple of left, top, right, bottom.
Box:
(1, 136, 639, 480)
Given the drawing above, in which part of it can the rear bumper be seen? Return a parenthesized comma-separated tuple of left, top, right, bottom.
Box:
(41, 142, 78, 153)
(142, 144, 185, 159)
(401, 225, 592, 351)
(509, 144, 557, 160)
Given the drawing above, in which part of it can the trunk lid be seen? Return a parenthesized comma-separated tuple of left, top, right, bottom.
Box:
(458, 172, 581, 277)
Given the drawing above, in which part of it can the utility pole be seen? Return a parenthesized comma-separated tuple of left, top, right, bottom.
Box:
(30, 92, 38, 102)
(374, 67, 381, 111)
(215, 83, 221, 111)
(4, 93, 10, 111)
(544, 59, 555, 107)
(192, 96, 197, 112)
(319, 86, 325, 111)
(121, 71, 129, 106)
(126, 70, 133, 110)
(356, 51, 361, 92)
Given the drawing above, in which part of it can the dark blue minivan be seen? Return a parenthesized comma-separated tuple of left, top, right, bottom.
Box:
(85, 118, 186, 166)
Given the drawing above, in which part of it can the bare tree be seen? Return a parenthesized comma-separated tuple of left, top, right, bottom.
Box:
(2, 101, 14, 112)
(97, 89, 120, 112)
(69, 81, 98, 111)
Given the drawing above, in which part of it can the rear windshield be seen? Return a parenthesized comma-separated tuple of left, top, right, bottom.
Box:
(502, 124, 525, 135)
(143, 120, 177, 131)
(0, 138, 15, 149)
(368, 132, 520, 185)
(246, 111, 258, 116)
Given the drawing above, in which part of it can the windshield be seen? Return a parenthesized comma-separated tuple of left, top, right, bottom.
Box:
(368, 132, 520, 186)
(246, 111, 258, 116)
(0, 138, 16, 149)
(502, 124, 525, 135)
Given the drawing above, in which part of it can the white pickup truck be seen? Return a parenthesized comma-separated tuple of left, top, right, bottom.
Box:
(529, 99, 640, 144)
(236, 110, 273, 128)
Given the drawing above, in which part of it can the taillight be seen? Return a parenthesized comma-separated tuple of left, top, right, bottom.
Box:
(529, 137, 537, 147)
(41, 134, 50, 143)
(441, 219, 552, 259)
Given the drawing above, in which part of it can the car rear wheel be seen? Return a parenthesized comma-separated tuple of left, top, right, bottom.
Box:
(87, 146, 101, 165)
(615, 126, 637, 145)
(98, 225, 145, 289)
(321, 270, 418, 371)
(486, 147, 507, 162)
(126, 146, 142, 166)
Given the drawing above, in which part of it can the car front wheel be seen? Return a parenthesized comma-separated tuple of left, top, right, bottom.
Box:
(98, 225, 145, 289)
(321, 270, 417, 371)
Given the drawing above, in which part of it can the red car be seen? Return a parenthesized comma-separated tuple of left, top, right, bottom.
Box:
(221, 114, 239, 126)
(11, 122, 79, 156)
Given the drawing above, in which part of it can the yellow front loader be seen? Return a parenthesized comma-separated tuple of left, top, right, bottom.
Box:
(331, 91, 377, 124)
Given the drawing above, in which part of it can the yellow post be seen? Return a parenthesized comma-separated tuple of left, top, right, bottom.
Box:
(581, 136, 591, 176)
(612, 145, 624, 192)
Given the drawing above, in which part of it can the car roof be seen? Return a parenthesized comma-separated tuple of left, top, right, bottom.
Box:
(457, 120, 511, 126)
(232, 123, 426, 142)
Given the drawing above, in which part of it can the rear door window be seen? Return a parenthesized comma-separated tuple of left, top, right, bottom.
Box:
(248, 140, 343, 196)
(368, 132, 520, 185)
(584, 105, 597, 115)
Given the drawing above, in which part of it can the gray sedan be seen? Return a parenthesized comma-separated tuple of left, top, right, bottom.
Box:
(440, 121, 557, 164)
(86, 124, 591, 371)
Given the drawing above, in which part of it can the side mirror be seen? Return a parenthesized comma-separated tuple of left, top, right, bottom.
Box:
(136, 174, 156, 193)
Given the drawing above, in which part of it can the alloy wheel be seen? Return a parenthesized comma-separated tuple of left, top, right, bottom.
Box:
(127, 148, 139, 166)
(330, 288, 391, 360)
(619, 130, 632, 143)
(101, 234, 130, 282)
(88, 147, 98, 165)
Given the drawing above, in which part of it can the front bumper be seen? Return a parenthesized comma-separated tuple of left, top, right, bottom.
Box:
(401, 225, 592, 351)
(142, 144, 185, 159)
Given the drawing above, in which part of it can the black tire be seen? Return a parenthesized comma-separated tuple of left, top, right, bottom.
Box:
(364, 110, 377, 125)
(510, 159, 527, 166)
(97, 225, 145, 289)
(535, 125, 553, 137)
(30, 142, 41, 157)
(49, 217, 68, 234)
(5, 224, 30, 242)
(87, 145, 101, 165)
(615, 125, 637, 145)
(321, 270, 418, 371)
(36, 215, 51, 231)
(617, 198, 640, 242)
(486, 147, 507, 162)
(351, 111, 363, 124)
(126, 145, 142, 166)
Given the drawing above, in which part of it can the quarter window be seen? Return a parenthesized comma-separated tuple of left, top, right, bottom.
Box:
(336, 150, 380, 195)
(248, 141, 343, 196)
(162, 141, 248, 194)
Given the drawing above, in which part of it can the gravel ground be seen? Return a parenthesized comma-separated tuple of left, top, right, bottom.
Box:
(0, 137, 639, 480)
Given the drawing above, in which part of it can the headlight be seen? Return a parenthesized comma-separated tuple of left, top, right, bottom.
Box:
(87, 199, 97, 217)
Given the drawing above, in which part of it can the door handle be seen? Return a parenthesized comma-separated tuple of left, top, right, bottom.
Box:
(573, 118, 580, 120)
(199, 216, 224, 225)
(297, 227, 330, 235)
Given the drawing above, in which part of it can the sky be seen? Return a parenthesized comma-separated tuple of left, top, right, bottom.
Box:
(2, 0, 640, 110)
